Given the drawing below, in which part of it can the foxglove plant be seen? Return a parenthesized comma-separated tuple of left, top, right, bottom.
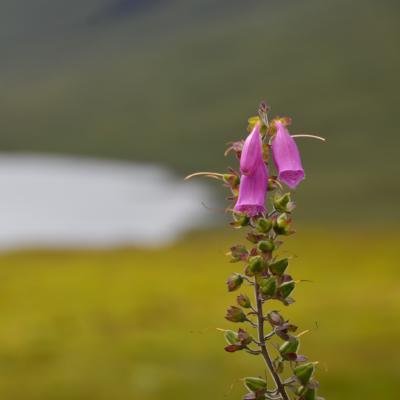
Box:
(186, 102, 325, 400)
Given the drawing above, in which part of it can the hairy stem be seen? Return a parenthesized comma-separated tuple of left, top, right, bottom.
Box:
(254, 281, 290, 400)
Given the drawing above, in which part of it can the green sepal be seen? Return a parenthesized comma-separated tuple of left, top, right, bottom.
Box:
(224, 330, 239, 345)
(294, 363, 315, 385)
(279, 280, 295, 298)
(279, 336, 299, 355)
(269, 258, 289, 275)
(225, 306, 247, 323)
(248, 256, 264, 274)
(243, 377, 267, 392)
(273, 193, 295, 213)
(237, 294, 252, 308)
(260, 277, 277, 297)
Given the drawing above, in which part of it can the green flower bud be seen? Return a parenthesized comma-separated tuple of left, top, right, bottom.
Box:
(273, 193, 295, 213)
(237, 294, 252, 308)
(257, 240, 275, 253)
(255, 218, 272, 233)
(225, 306, 247, 323)
(227, 273, 243, 292)
(273, 213, 292, 235)
(279, 280, 296, 298)
(269, 258, 288, 275)
(248, 256, 264, 274)
(279, 336, 299, 355)
(260, 277, 277, 297)
(294, 363, 315, 385)
(243, 377, 267, 392)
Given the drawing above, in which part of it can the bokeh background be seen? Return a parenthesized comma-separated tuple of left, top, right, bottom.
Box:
(0, 0, 399, 399)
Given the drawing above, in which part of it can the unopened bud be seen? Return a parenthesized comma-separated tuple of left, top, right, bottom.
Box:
(237, 328, 252, 346)
(294, 363, 315, 385)
(260, 277, 277, 297)
(269, 258, 288, 275)
(225, 306, 247, 323)
(237, 294, 252, 308)
(257, 240, 275, 253)
(273, 213, 292, 235)
(248, 256, 264, 274)
(255, 218, 272, 233)
(267, 311, 284, 326)
(227, 273, 243, 292)
(243, 377, 267, 392)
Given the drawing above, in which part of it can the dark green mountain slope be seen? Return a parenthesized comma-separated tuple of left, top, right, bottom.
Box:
(1, 0, 399, 220)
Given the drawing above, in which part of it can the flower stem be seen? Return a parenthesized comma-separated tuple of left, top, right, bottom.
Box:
(254, 281, 290, 400)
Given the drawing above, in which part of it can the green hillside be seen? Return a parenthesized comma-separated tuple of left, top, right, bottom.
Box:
(1, 0, 399, 220)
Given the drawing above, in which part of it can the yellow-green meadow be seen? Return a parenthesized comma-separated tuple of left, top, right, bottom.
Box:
(0, 226, 398, 399)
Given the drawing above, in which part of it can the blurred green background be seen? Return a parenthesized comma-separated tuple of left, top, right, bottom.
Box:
(0, 0, 399, 398)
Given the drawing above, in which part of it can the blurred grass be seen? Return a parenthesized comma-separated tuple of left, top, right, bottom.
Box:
(0, 227, 399, 399)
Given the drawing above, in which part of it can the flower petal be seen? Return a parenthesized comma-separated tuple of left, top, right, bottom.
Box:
(272, 122, 305, 189)
(240, 123, 263, 176)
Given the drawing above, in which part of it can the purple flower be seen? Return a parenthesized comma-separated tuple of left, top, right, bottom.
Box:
(235, 123, 268, 216)
(240, 123, 263, 176)
(272, 121, 305, 189)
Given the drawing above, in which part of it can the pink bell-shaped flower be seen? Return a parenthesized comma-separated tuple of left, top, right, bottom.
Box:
(272, 121, 305, 189)
(235, 123, 268, 216)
